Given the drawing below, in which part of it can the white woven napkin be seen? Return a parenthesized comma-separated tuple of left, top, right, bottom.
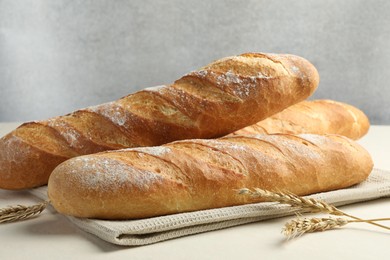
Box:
(30, 168, 390, 246)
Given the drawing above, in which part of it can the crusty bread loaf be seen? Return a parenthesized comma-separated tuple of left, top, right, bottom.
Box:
(231, 99, 370, 139)
(0, 53, 319, 190)
(48, 133, 373, 220)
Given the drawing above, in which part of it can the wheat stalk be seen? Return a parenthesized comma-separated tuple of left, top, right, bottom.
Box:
(0, 200, 50, 224)
(239, 188, 342, 215)
(239, 188, 390, 232)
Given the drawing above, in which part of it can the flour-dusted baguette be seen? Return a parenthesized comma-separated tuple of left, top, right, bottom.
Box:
(48, 133, 373, 219)
(0, 53, 319, 190)
(231, 99, 370, 139)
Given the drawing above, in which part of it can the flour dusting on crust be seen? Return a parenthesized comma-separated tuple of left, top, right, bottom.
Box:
(256, 134, 322, 160)
(47, 119, 81, 147)
(143, 85, 168, 93)
(132, 146, 172, 157)
(87, 102, 128, 127)
(191, 69, 272, 98)
(67, 156, 164, 191)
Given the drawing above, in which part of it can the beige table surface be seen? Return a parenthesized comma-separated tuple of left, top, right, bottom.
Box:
(1, 123, 390, 259)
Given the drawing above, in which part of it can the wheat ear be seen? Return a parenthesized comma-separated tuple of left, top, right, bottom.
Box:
(282, 217, 349, 239)
(283, 216, 390, 239)
(0, 200, 50, 224)
(239, 188, 390, 231)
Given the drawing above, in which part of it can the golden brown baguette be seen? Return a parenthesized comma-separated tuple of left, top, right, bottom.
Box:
(48, 133, 373, 220)
(0, 53, 319, 190)
(231, 99, 370, 139)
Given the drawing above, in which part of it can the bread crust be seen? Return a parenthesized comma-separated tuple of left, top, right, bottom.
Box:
(232, 99, 370, 139)
(48, 133, 373, 220)
(0, 53, 319, 190)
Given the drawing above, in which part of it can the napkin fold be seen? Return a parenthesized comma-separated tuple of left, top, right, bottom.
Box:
(30, 168, 390, 246)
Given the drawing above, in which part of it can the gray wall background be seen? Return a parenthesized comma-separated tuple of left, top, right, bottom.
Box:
(1, 0, 389, 124)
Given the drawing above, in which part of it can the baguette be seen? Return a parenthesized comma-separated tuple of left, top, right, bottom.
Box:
(231, 99, 370, 139)
(48, 133, 373, 220)
(0, 53, 319, 190)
